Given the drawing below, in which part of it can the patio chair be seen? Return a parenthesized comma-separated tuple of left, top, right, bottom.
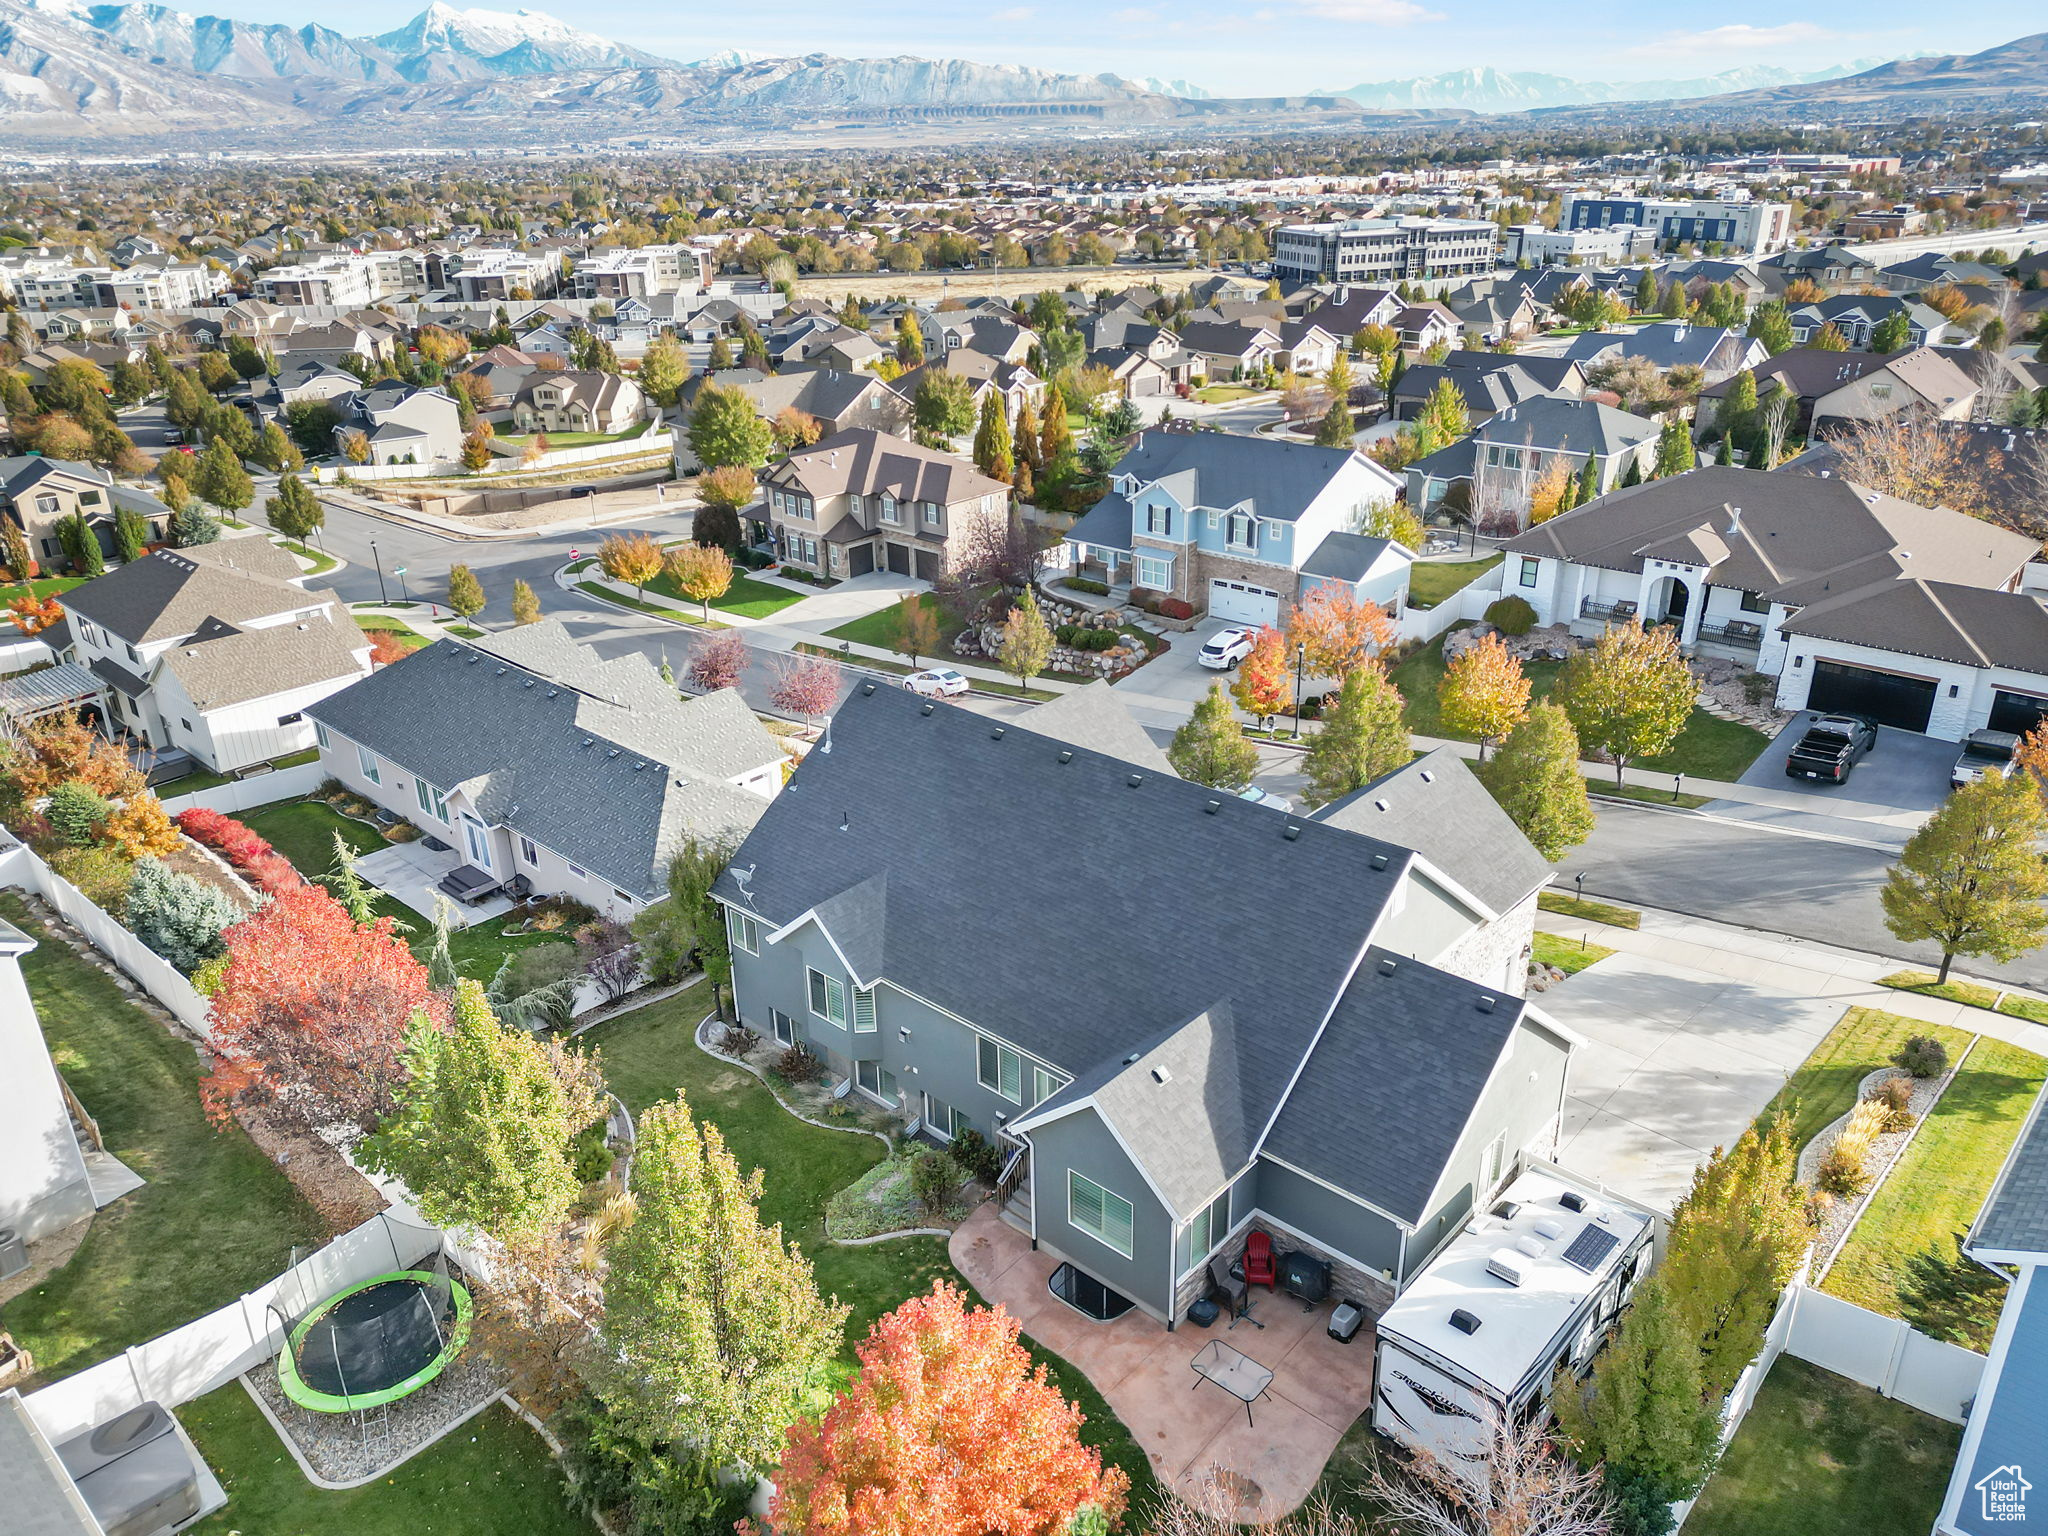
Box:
(1243, 1231, 1276, 1291)
(1207, 1256, 1261, 1330)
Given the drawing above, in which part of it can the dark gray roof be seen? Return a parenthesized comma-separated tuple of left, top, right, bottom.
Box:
(1474, 396, 1659, 459)
(1299, 531, 1400, 583)
(309, 623, 781, 898)
(62, 542, 313, 644)
(1393, 363, 1557, 417)
(1023, 680, 1172, 773)
(1558, 323, 1752, 373)
(1066, 489, 1134, 553)
(1948, 1275, 2048, 1536)
(1110, 428, 1362, 524)
(1974, 1085, 2048, 1258)
(1312, 747, 1551, 916)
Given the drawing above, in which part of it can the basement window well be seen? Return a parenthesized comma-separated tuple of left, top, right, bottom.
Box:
(1049, 1262, 1136, 1322)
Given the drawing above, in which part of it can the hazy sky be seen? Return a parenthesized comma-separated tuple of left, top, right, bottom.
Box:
(167, 0, 2040, 97)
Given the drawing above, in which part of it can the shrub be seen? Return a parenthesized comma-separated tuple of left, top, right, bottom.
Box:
(126, 856, 240, 971)
(524, 894, 600, 932)
(1484, 595, 1538, 635)
(316, 776, 348, 800)
(570, 1122, 614, 1185)
(1816, 1140, 1870, 1198)
(49, 844, 135, 914)
(909, 1149, 959, 1216)
(950, 1127, 1003, 1183)
(1069, 628, 1121, 652)
(774, 1043, 824, 1083)
(735, 546, 774, 570)
(717, 1022, 760, 1057)
(1740, 671, 1776, 705)
(1063, 576, 1110, 595)
(190, 951, 230, 995)
(1894, 1034, 1950, 1079)
(496, 941, 582, 999)
(45, 781, 111, 847)
(1298, 690, 1327, 720)
(174, 807, 302, 896)
(1054, 624, 1079, 645)
(1870, 1075, 1917, 1133)
(1159, 597, 1195, 621)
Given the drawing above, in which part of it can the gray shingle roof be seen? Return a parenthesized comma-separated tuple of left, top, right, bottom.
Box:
(308, 623, 781, 898)
(157, 615, 367, 709)
(1299, 531, 1399, 583)
(1110, 429, 1361, 524)
(1022, 680, 1172, 773)
(61, 542, 314, 644)
(1975, 1086, 2048, 1257)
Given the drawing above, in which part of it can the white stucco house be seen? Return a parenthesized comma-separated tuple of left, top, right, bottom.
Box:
(1500, 465, 2048, 741)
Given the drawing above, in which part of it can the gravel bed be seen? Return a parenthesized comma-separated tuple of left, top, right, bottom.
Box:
(1801, 1066, 1946, 1272)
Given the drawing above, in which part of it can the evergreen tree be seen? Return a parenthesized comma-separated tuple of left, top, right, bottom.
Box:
(1414, 376, 1471, 456)
(59, 511, 104, 576)
(1576, 452, 1601, 507)
(1748, 300, 1795, 356)
(971, 389, 1014, 481)
(1717, 368, 1759, 457)
(1869, 309, 1911, 353)
(1301, 666, 1410, 808)
(1620, 456, 1644, 488)
(1634, 268, 1659, 313)
(1552, 1275, 1720, 1504)
(192, 436, 252, 514)
(1168, 682, 1260, 789)
(1312, 396, 1355, 447)
(1653, 416, 1696, 478)
(1810, 321, 1850, 352)
(112, 505, 150, 564)
(1477, 703, 1595, 860)
(169, 504, 221, 547)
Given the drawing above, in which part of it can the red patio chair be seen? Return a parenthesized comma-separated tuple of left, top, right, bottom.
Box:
(1243, 1231, 1276, 1290)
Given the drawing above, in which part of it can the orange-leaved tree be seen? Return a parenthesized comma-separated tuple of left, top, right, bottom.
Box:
(203, 883, 446, 1135)
(599, 531, 664, 598)
(1285, 583, 1393, 681)
(1229, 625, 1291, 726)
(665, 541, 734, 622)
(1438, 631, 1532, 760)
(756, 1280, 1129, 1536)
(1, 710, 143, 807)
(7, 592, 63, 635)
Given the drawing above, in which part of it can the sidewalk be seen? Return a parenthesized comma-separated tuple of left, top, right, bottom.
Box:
(317, 483, 691, 541)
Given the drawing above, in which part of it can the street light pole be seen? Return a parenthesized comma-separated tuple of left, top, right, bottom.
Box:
(370, 539, 388, 604)
(1292, 641, 1308, 740)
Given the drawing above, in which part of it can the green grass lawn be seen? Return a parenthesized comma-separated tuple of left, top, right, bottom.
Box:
(494, 425, 647, 449)
(646, 567, 806, 620)
(446, 623, 484, 638)
(577, 581, 709, 625)
(1584, 776, 1713, 808)
(281, 540, 339, 575)
(1761, 1007, 1972, 1155)
(1194, 384, 1261, 402)
(1683, 1356, 1959, 1536)
(824, 592, 967, 654)
(0, 575, 88, 606)
(1392, 633, 1770, 781)
(1533, 931, 1615, 975)
(2001, 994, 2048, 1026)
(355, 617, 432, 650)
(1536, 890, 1640, 929)
(1821, 1036, 2046, 1346)
(0, 896, 323, 1385)
(1879, 970, 2001, 1012)
(579, 981, 1155, 1506)
(155, 747, 321, 802)
(1407, 554, 1502, 610)
(183, 1387, 592, 1536)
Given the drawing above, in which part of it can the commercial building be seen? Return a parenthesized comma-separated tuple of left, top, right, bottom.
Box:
(1503, 223, 1659, 267)
(1560, 196, 1794, 256)
(1273, 217, 1499, 284)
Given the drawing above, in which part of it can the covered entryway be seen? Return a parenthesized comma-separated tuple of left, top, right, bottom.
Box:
(914, 548, 942, 583)
(884, 543, 911, 576)
(1805, 658, 1936, 733)
(1646, 574, 1691, 626)
(1208, 578, 1281, 625)
(846, 544, 876, 577)
(1989, 689, 2048, 737)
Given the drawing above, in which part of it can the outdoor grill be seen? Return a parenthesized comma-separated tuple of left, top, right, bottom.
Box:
(1277, 1250, 1331, 1309)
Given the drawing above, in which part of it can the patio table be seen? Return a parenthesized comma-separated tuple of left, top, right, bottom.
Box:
(1189, 1339, 1274, 1426)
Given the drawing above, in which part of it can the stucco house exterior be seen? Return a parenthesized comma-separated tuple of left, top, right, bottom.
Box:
(1501, 466, 2048, 741)
(0, 917, 96, 1242)
(1064, 427, 1409, 625)
(306, 622, 784, 919)
(1406, 397, 1659, 530)
(1, 456, 172, 568)
(333, 383, 465, 467)
(713, 682, 1571, 1326)
(510, 370, 649, 435)
(60, 540, 372, 772)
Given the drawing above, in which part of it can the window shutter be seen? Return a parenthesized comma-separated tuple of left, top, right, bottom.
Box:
(1106, 1191, 1135, 1255)
(853, 987, 876, 1033)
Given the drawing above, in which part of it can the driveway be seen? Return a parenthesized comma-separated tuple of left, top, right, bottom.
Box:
(1110, 625, 1244, 728)
(1698, 712, 1955, 846)
(1539, 947, 1853, 1210)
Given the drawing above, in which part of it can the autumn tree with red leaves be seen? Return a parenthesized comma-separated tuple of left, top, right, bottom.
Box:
(204, 883, 445, 1136)
(757, 1280, 1128, 1536)
(7, 592, 64, 635)
(1285, 584, 1394, 680)
(687, 629, 749, 692)
(0, 710, 142, 810)
(770, 653, 841, 721)
(1228, 625, 1291, 726)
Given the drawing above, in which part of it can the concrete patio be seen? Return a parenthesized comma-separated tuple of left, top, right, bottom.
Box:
(353, 841, 513, 928)
(950, 1206, 1375, 1522)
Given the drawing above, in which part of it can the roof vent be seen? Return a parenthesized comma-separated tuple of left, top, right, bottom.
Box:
(1490, 1200, 1522, 1222)
(1371, 852, 1389, 870)
(1418, 770, 1434, 784)
(1477, 995, 1497, 1013)
(1535, 1217, 1567, 1241)
(1559, 1190, 1590, 1214)
(860, 682, 876, 696)
(1379, 956, 1398, 975)
(1150, 1066, 1172, 1085)
(1449, 1308, 1482, 1335)
(1127, 773, 1144, 788)
(546, 688, 558, 698)
(1058, 749, 1074, 764)
(581, 737, 594, 748)
(523, 678, 535, 688)
(921, 702, 935, 715)
(1122, 1051, 1142, 1066)
(991, 726, 1006, 740)
(495, 665, 506, 674)
(1205, 798, 1222, 814)
(607, 748, 620, 758)
(1282, 823, 1302, 840)
(839, 812, 850, 832)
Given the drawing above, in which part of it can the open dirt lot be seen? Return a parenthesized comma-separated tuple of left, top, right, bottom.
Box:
(794, 266, 1220, 304)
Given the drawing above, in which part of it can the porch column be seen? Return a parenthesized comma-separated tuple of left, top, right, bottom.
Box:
(1679, 576, 1706, 649)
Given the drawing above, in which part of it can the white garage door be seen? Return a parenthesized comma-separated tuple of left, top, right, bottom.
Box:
(1209, 578, 1281, 625)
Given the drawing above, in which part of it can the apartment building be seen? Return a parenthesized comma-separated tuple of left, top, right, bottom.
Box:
(449, 249, 560, 303)
(572, 244, 711, 300)
(1272, 217, 1500, 284)
(1560, 196, 1794, 256)
(255, 250, 429, 308)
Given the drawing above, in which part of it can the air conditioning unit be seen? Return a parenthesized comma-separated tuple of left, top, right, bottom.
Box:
(1534, 1218, 1567, 1242)
(1486, 1248, 1528, 1287)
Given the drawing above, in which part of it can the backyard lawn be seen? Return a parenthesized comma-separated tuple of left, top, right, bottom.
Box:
(646, 566, 807, 620)
(0, 896, 322, 1385)
(1407, 554, 1501, 610)
(1821, 1035, 2046, 1347)
(183, 1387, 592, 1536)
(0, 575, 89, 608)
(1761, 1007, 1972, 1155)
(1683, 1356, 1959, 1536)
(578, 981, 1155, 1505)
(1390, 632, 1770, 781)
(824, 592, 966, 654)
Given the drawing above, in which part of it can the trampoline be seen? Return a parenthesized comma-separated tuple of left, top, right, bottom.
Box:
(277, 1269, 472, 1413)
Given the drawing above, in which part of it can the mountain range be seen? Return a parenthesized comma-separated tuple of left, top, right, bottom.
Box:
(1318, 62, 1886, 113)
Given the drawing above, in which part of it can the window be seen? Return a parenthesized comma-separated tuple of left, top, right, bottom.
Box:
(922, 1093, 958, 1140)
(808, 967, 847, 1027)
(613, 889, 633, 904)
(1738, 589, 1770, 615)
(1519, 557, 1539, 589)
(855, 1059, 899, 1103)
(728, 909, 759, 955)
(1068, 1172, 1135, 1259)
(1145, 504, 1170, 535)
(771, 1008, 795, 1045)
(1189, 1192, 1229, 1263)
(1226, 512, 1255, 551)
(848, 494, 862, 515)
(414, 779, 449, 821)
(356, 745, 381, 784)
(922, 502, 941, 528)
(853, 987, 877, 1032)
(1031, 1065, 1061, 1106)
(976, 1036, 1024, 1101)
(520, 837, 538, 865)
(34, 494, 59, 516)
(1135, 554, 1171, 589)
(315, 722, 330, 749)
(880, 494, 898, 523)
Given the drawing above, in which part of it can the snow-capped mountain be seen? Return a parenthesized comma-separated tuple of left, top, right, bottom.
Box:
(368, 3, 670, 77)
(1124, 75, 1210, 99)
(1321, 62, 1883, 112)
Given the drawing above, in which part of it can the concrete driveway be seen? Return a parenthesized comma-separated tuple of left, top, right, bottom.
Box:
(1539, 946, 1852, 1211)
(1110, 624, 1248, 728)
(1698, 712, 1956, 846)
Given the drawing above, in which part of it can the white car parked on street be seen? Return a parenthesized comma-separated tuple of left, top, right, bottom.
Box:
(904, 667, 970, 699)
(1198, 625, 1257, 670)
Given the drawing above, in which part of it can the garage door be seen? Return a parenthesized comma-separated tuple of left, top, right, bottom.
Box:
(1806, 658, 1936, 733)
(884, 543, 911, 576)
(914, 548, 942, 583)
(1990, 689, 2048, 737)
(846, 544, 875, 577)
(1209, 579, 1281, 625)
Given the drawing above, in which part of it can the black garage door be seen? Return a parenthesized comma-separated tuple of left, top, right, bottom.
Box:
(846, 544, 875, 577)
(1807, 659, 1936, 733)
(1990, 689, 2048, 736)
(885, 543, 911, 576)
(914, 548, 942, 582)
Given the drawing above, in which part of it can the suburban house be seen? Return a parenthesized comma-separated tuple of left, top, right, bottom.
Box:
(1697, 347, 1979, 440)
(1501, 465, 2048, 740)
(888, 352, 1048, 421)
(1557, 321, 1768, 383)
(509, 370, 649, 435)
(1390, 363, 1566, 427)
(0, 915, 96, 1242)
(1406, 397, 1660, 528)
(687, 367, 910, 439)
(306, 622, 784, 920)
(920, 312, 1034, 364)
(0, 456, 172, 568)
(1934, 1085, 2048, 1535)
(61, 541, 372, 772)
(333, 383, 465, 467)
(1064, 427, 1410, 625)
(713, 681, 1575, 1327)
(1786, 296, 1957, 350)
(756, 429, 1012, 582)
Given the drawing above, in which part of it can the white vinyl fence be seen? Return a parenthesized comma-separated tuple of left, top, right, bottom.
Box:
(0, 839, 214, 1040)
(314, 430, 674, 484)
(1399, 570, 1504, 645)
(160, 761, 329, 818)
(21, 1208, 444, 1444)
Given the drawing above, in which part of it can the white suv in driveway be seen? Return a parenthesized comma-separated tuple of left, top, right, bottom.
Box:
(1198, 626, 1257, 670)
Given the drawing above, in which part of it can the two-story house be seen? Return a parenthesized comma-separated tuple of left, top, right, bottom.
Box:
(61, 541, 372, 772)
(1065, 427, 1411, 624)
(510, 370, 649, 436)
(756, 429, 1012, 582)
(1407, 397, 1660, 529)
(685, 367, 910, 441)
(306, 621, 785, 920)
(1, 456, 172, 569)
(713, 682, 1570, 1326)
(333, 383, 465, 467)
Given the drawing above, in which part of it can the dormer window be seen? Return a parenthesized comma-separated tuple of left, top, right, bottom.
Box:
(1226, 512, 1256, 551)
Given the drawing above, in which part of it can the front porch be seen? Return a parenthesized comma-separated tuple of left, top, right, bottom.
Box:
(950, 1205, 1375, 1523)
